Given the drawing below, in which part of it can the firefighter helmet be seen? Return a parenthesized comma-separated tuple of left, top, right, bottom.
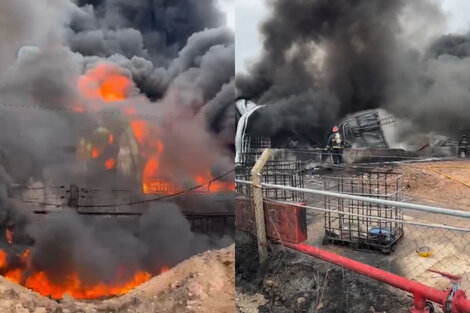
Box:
(332, 126, 339, 133)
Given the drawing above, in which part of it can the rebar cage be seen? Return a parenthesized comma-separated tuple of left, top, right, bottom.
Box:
(239, 135, 271, 164)
(322, 170, 405, 253)
(236, 160, 305, 202)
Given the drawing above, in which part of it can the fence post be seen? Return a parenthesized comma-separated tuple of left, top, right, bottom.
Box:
(67, 184, 79, 210)
(251, 148, 272, 264)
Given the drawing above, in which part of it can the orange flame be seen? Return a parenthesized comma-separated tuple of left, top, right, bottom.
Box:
(0, 250, 7, 268)
(130, 121, 148, 146)
(24, 270, 151, 300)
(91, 148, 100, 159)
(130, 121, 179, 194)
(0, 248, 156, 299)
(78, 64, 131, 102)
(78, 63, 234, 194)
(105, 158, 116, 170)
(195, 172, 235, 193)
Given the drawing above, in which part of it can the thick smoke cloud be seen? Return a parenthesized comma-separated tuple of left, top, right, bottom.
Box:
(0, 0, 234, 185)
(24, 204, 230, 285)
(0, 0, 70, 78)
(0, 0, 234, 289)
(237, 0, 470, 145)
(68, 0, 224, 61)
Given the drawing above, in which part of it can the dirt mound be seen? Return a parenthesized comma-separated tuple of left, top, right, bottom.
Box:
(235, 232, 410, 313)
(0, 244, 235, 313)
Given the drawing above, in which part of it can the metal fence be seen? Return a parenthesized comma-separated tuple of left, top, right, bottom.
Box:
(238, 135, 271, 164)
(236, 169, 470, 302)
(236, 160, 304, 202)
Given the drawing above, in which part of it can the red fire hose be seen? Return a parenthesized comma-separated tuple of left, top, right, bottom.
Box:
(284, 243, 470, 313)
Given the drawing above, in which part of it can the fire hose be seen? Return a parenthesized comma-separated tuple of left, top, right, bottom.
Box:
(428, 165, 470, 189)
(283, 242, 470, 313)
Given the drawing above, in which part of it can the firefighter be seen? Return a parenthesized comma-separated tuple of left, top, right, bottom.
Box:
(458, 134, 468, 158)
(326, 126, 344, 165)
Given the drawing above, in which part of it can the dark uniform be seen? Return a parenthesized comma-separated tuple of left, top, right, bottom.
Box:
(327, 132, 344, 164)
(458, 135, 468, 157)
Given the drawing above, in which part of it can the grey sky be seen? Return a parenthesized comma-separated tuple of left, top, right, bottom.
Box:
(235, 0, 470, 74)
(218, 0, 235, 30)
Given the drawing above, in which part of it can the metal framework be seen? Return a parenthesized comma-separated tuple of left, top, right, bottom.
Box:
(19, 185, 234, 236)
(322, 170, 405, 253)
(236, 160, 304, 202)
(238, 135, 271, 164)
(340, 110, 391, 148)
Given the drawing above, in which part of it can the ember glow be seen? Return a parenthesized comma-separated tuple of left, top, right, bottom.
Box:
(91, 148, 100, 158)
(105, 158, 116, 170)
(0, 248, 161, 299)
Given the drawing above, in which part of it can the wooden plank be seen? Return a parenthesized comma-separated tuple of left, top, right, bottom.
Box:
(251, 149, 272, 264)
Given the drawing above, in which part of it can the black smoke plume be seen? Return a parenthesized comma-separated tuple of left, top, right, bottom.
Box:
(0, 0, 234, 293)
(237, 0, 470, 145)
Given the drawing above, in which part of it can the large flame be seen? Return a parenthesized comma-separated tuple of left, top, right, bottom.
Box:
(0, 248, 167, 299)
(77, 62, 234, 194)
(130, 121, 179, 194)
(78, 64, 131, 102)
(195, 172, 235, 193)
(0, 61, 234, 298)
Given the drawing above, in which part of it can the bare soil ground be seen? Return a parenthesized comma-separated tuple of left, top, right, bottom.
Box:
(0, 244, 235, 313)
(399, 160, 470, 210)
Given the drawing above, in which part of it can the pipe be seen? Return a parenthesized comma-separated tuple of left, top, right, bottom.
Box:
(235, 179, 470, 218)
(284, 243, 470, 313)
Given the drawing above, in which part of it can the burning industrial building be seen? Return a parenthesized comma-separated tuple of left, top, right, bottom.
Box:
(236, 0, 470, 151)
(0, 0, 234, 306)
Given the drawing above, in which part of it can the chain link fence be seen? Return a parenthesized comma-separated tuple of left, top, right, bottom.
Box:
(235, 157, 470, 301)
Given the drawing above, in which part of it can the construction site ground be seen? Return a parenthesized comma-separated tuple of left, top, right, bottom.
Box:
(0, 244, 235, 313)
(399, 160, 470, 211)
(236, 159, 470, 313)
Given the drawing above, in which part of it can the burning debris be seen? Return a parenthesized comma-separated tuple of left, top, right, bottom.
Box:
(236, 0, 470, 148)
(0, 0, 234, 301)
